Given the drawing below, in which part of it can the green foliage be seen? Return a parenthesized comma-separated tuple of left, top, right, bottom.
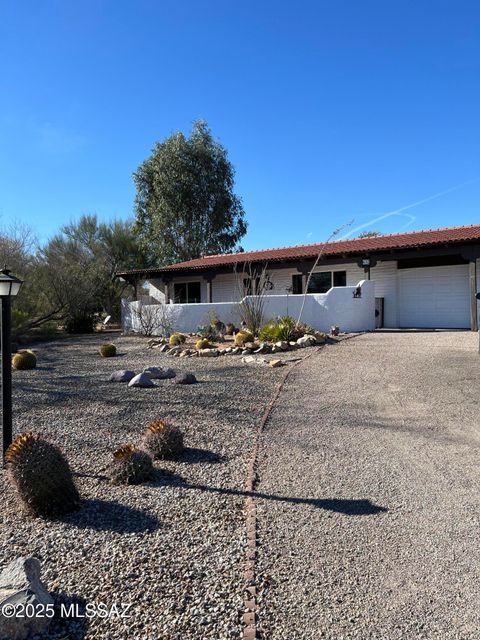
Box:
(169, 332, 186, 346)
(109, 444, 153, 485)
(134, 120, 247, 264)
(259, 316, 315, 343)
(143, 419, 184, 460)
(197, 324, 216, 340)
(235, 330, 254, 346)
(6, 432, 80, 517)
(100, 343, 117, 357)
(12, 350, 37, 370)
(12, 308, 30, 331)
(196, 338, 212, 350)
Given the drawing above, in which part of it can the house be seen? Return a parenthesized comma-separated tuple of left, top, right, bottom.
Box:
(117, 224, 480, 332)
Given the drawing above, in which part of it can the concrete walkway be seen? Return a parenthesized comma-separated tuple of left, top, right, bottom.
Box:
(256, 332, 480, 640)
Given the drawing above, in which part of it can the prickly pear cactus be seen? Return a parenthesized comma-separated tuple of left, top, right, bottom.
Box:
(143, 419, 184, 460)
(109, 444, 153, 485)
(6, 432, 80, 518)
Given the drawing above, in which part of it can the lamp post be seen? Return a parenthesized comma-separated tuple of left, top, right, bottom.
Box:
(0, 267, 23, 458)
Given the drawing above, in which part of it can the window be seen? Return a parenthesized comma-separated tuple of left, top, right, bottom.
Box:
(305, 270, 347, 293)
(292, 274, 303, 294)
(173, 281, 201, 303)
(333, 271, 347, 287)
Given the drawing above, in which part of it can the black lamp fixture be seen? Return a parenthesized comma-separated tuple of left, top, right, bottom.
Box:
(0, 267, 23, 458)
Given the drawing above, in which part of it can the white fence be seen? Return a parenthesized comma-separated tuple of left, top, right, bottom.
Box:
(121, 280, 375, 335)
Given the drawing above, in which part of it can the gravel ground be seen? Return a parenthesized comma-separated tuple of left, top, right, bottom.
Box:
(256, 331, 480, 640)
(0, 332, 285, 640)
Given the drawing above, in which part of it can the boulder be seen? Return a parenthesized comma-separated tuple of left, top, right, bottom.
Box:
(174, 373, 197, 385)
(270, 359, 285, 368)
(167, 346, 182, 356)
(143, 366, 176, 380)
(109, 370, 136, 383)
(0, 557, 54, 640)
(274, 341, 289, 351)
(128, 373, 156, 388)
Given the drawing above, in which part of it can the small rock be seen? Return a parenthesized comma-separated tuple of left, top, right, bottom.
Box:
(274, 341, 289, 351)
(269, 359, 285, 368)
(297, 335, 316, 347)
(198, 349, 219, 358)
(231, 347, 242, 355)
(0, 557, 54, 640)
(158, 344, 170, 353)
(174, 373, 197, 385)
(241, 349, 252, 356)
(109, 370, 136, 383)
(128, 373, 156, 388)
(242, 356, 256, 363)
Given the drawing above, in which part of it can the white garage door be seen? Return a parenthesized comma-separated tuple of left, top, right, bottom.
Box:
(398, 264, 470, 328)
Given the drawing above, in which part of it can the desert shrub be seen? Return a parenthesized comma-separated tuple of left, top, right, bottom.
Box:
(225, 322, 236, 336)
(197, 324, 216, 340)
(100, 343, 117, 357)
(6, 432, 80, 517)
(259, 316, 315, 343)
(143, 418, 184, 460)
(196, 338, 212, 350)
(12, 349, 37, 370)
(65, 314, 95, 334)
(234, 330, 254, 346)
(169, 332, 186, 346)
(109, 444, 153, 485)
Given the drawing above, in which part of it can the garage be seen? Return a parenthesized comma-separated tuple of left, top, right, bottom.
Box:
(397, 264, 471, 328)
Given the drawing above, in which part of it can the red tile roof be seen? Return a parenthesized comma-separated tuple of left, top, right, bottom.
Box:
(117, 224, 480, 276)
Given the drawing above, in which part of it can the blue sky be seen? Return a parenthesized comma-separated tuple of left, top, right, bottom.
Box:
(1, 0, 479, 249)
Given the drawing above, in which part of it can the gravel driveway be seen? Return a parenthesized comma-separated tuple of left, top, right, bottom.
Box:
(0, 333, 284, 640)
(256, 331, 480, 640)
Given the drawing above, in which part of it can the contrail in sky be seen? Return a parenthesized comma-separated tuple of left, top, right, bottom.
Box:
(339, 177, 479, 240)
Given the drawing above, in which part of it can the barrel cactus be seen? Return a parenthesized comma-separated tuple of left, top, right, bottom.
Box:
(109, 444, 153, 485)
(169, 333, 186, 346)
(195, 338, 212, 350)
(143, 419, 184, 460)
(234, 331, 254, 346)
(5, 432, 80, 518)
(100, 343, 117, 357)
(12, 349, 37, 370)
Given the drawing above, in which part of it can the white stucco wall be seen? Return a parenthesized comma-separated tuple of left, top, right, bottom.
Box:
(144, 260, 399, 327)
(123, 280, 375, 335)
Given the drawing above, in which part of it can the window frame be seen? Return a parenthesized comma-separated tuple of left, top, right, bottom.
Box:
(173, 281, 201, 304)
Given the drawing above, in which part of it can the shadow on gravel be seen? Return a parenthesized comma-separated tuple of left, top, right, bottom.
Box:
(62, 499, 160, 533)
(45, 593, 89, 640)
(154, 474, 387, 516)
(180, 447, 226, 464)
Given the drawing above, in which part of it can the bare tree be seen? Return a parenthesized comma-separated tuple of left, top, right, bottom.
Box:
(296, 222, 353, 327)
(132, 302, 179, 337)
(233, 261, 272, 335)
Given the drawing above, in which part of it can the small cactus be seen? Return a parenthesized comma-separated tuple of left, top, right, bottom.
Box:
(234, 331, 254, 347)
(143, 419, 184, 460)
(12, 350, 37, 370)
(195, 338, 212, 350)
(109, 444, 153, 485)
(169, 333, 186, 346)
(100, 343, 117, 357)
(6, 432, 80, 518)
